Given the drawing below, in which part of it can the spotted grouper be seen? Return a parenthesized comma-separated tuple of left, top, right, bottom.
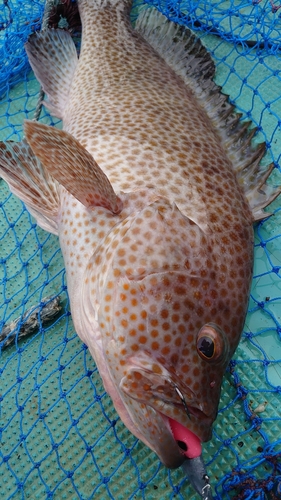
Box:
(0, 0, 280, 497)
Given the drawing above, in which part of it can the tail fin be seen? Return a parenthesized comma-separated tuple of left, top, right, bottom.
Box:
(0, 139, 60, 235)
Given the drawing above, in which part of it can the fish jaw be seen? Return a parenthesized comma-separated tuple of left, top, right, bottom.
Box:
(118, 396, 187, 469)
(98, 334, 218, 468)
(118, 349, 217, 430)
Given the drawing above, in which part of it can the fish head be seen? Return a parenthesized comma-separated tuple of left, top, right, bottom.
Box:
(88, 195, 243, 467)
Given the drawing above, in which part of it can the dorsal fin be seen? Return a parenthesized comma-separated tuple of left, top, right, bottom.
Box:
(24, 121, 123, 215)
(135, 8, 281, 220)
(25, 29, 78, 119)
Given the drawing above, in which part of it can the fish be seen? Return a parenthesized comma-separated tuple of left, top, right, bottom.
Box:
(0, 0, 280, 497)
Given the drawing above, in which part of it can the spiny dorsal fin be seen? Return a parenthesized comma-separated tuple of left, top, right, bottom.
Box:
(0, 139, 59, 234)
(135, 8, 280, 221)
(25, 29, 78, 119)
(24, 120, 123, 215)
(136, 8, 215, 82)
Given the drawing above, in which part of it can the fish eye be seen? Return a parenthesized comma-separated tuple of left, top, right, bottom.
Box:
(197, 336, 214, 359)
(196, 324, 226, 363)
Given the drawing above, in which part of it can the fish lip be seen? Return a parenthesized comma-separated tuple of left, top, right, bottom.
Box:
(172, 402, 214, 423)
(186, 405, 213, 422)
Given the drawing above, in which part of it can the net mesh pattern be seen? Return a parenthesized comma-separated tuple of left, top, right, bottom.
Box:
(0, 0, 281, 498)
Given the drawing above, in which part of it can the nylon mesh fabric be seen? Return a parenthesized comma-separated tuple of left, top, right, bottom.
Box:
(0, 0, 281, 498)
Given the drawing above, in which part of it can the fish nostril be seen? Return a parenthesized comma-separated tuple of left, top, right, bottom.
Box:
(177, 440, 188, 451)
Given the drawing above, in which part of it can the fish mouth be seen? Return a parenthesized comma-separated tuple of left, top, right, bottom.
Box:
(156, 410, 214, 497)
(155, 406, 212, 467)
(118, 355, 214, 465)
(160, 408, 211, 435)
(172, 402, 213, 422)
(120, 389, 214, 468)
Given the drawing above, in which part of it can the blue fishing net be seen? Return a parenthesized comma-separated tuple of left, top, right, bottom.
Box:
(0, 0, 281, 498)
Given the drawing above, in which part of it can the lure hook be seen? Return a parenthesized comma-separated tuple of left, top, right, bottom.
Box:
(174, 385, 191, 420)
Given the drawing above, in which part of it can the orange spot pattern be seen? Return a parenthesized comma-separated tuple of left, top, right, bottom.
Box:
(37, 2, 256, 456)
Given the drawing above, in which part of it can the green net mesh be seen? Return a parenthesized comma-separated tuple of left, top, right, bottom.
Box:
(0, 0, 281, 498)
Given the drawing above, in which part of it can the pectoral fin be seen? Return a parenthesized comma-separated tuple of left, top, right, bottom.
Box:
(24, 120, 123, 214)
(0, 139, 59, 234)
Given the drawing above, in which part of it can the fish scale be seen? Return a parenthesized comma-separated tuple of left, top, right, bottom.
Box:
(64, 2, 250, 227)
(0, 0, 280, 495)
